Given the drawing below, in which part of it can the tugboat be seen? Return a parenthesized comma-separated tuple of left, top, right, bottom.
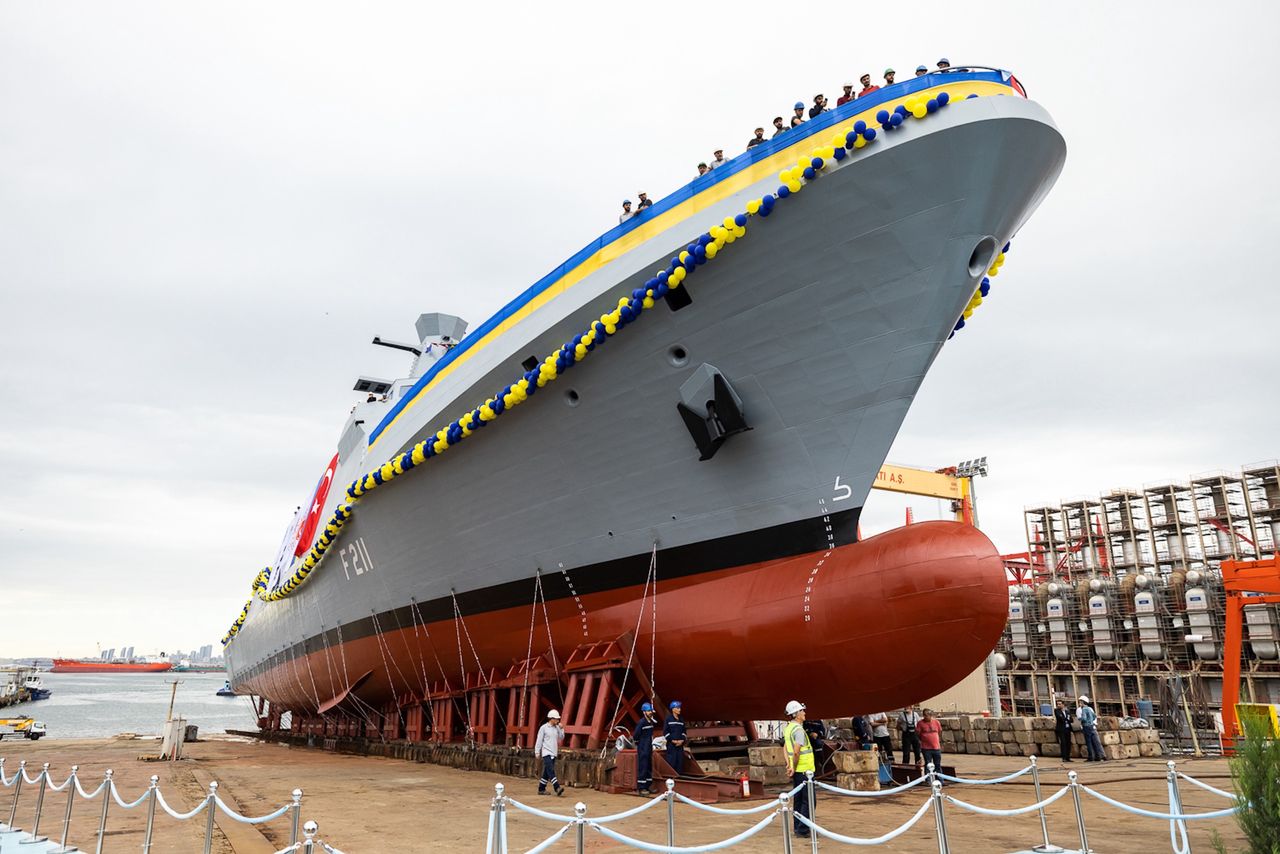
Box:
(216, 681, 236, 697)
(24, 672, 50, 701)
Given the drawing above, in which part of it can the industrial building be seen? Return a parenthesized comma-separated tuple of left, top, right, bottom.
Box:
(997, 462, 1280, 750)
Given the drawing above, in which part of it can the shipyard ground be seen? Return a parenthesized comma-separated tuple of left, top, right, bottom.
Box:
(3, 736, 1246, 852)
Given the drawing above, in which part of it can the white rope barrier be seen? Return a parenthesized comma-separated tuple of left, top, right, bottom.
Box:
(590, 810, 778, 852)
(817, 774, 930, 797)
(936, 764, 1033, 785)
(0, 764, 16, 787)
(588, 792, 671, 824)
(506, 797, 589, 822)
(672, 792, 779, 816)
(73, 776, 108, 800)
(109, 780, 153, 810)
(944, 785, 1071, 817)
(1176, 772, 1237, 800)
(46, 771, 75, 793)
(524, 821, 574, 854)
(20, 766, 42, 786)
(795, 797, 934, 846)
(1079, 785, 1240, 820)
(213, 794, 294, 825)
(154, 787, 211, 820)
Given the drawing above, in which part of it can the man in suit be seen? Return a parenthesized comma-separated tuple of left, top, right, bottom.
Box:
(1053, 699, 1074, 762)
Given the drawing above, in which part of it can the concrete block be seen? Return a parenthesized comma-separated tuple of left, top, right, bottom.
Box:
(836, 772, 880, 792)
(1038, 743, 1061, 757)
(749, 746, 786, 767)
(748, 765, 790, 784)
(971, 717, 991, 730)
(989, 742, 1006, 756)
(956, 715, 976, 729)
(1120, 730, 1139, 745)
(1101, 731, 1121, 746)
(975, 743, 991, 755)
(832, 751, 878, 773)
(1032, 717, 1054, 731)
(1104, 744, 1125, 760)
(1013, 731, 1033, 744)
(970, 730, 989, 743)
(1138, 729, 1161, 743)
(1098, 716, 1120, 730)
(1121, 745, 1141, 759)
(1007, 717, 1033, 732)
(1139, 743, 1164, 757)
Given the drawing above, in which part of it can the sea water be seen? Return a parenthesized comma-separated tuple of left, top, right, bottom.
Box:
(7, 672, 257, 739)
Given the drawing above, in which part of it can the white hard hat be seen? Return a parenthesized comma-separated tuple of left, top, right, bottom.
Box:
(548, 709, 561, 719)
(1078, 696, 1090, 704)
(785, 700, 806, 716)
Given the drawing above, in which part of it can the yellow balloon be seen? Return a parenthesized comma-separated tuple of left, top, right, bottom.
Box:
(778, 170, 791, 183)
(642, 297, 655, 309)
(733, 226, 746, 238)
(787, 180, 802, 193)
(724, 231, 737, 244)
(746, 199, 761, 214)
(723, 216, 735, 230)
(853, 137, 866, 149)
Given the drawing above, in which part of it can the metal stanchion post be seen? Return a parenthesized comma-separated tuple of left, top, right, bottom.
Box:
(486, 783, 503, 854)
(94, 771, 112, 854)
(22, 762, 50, 844)
(141, 776, 159, 854)
(289, 788, 303, 847)
(1068, 771, 1091, 854)
(50, 765, 78, 854)
(779, 792, 794, 854)
(573, 802, 586, 854)
(203, 781, 218, 854)
(927, 760, 936, 787)
(7, 761, 25, 831)
(805, 770, 818, 854)
(1029, 756, 1064, 853)
(665, 779, 675, 848)
(302, 819, 318, 854)
(931, 780, 950, 854)
(1167, 761, 1191, 854)
(496, 783, 507, 854)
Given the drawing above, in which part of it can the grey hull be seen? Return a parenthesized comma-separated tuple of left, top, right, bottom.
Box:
(228, 93, 1065, 708)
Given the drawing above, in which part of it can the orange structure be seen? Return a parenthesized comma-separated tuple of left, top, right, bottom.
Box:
(1220, 556, 1280, 750)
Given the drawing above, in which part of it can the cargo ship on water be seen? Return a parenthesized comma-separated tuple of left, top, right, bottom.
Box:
(51, 659, 172, 674)
(224, 68, 1066, 724)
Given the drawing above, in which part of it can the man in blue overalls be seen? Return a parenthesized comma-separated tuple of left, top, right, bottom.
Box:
(633, 702, 658, 795)
(663, 700, 687, 776)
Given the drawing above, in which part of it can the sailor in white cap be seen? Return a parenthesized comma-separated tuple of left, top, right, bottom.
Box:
(536, 709, 566, 795)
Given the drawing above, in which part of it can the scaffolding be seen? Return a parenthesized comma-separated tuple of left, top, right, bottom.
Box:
(999, 461, 1280, 753)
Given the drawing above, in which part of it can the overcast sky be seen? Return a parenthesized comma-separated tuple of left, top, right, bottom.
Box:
(2, 2, 1277, 657)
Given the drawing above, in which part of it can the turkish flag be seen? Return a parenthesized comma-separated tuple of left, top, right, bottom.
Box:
(294, 453, 340, 557)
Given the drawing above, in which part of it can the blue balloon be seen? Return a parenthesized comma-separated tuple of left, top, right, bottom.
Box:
(758, 207, 771, 217)
(982, 276, 990, 287)
(734, 213, 748, 227)
(699, 233, 713, 246)
(955, 318, 966, 329)
(863, 127, 877, 141)
(687, 243, 698, 254)
(631, 289, 644, 301)
(894, 104, 909, 117)
(853, 120, 867, 133)
(802, 166, 816, 180)
(979, 282, 990, 296)
(693, 244, 706, 258)
(761, 194, 775, 208)
(657, 271, 669, 283)
(926, 99, 938, 113)
(937, 91, 950, 106)
(966, 93, 978, 99)
(620, 306, 634, 321)
(890, 112, 904, 127)
(655, 282, 669, 297)
(832, 147, 846, 161)
(845, 131, 859, 147)
(875, 110, 889, 124)
(811, 156, 823, 169)
(777, 184, 790, 198)
(1003, 242, 1011, 253)
(948, 331, 955, 340)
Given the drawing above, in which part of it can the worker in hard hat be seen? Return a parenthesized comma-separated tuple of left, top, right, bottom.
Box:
(633, 702, 658, 795)
(663, 700, 687, 776)
(1076, 696, 1105, 762)
(535, 709, 565, 796)
(783, 700, 815, 838)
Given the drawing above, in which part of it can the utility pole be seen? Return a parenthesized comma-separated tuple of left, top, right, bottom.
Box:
(165, 679, 184, 722)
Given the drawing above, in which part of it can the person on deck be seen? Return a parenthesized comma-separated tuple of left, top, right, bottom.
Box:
(746, 127, 766, 149)
(937, 57, 951, 70)
(1054, 698, 1075, 762)
(883, 68, 896, 86)
(634, 703, 658, 794)
(709, 149, 727, 169)
(535, 710, 565, 796)
(636, 192, 652, 211)
(618, 200, 634, 223)
(790, 102, 806, 128)
(1077, 696, 1105, 762)
(836, 83, 856, 107)
(808, 94, 828, 118)
(663, 700, 687, 776)
(858, 73, 879, 98)
(772, 116, 788, 137)
(915, 65, 929, 77)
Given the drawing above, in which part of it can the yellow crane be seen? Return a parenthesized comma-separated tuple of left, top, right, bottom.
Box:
(869, 458, 986, 525)
(0, 716, 47, 740)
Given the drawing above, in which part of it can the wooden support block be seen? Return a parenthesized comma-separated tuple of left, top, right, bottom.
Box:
(836, 772, 880, 792)
(832, 750, 879, 773)
(749, 745, 786, 766)
(1120, 730, 1139, 745)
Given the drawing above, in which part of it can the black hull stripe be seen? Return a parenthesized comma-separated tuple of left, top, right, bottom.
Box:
(234, 506, 860, 685)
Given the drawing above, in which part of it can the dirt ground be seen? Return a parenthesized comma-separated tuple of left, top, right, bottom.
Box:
(1, 736, 1248, 852)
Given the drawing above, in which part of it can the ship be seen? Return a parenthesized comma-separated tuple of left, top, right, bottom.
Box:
(224, 68, 1066, 723)
(173, 663, 227, 674)
(51, 659, 173, 673)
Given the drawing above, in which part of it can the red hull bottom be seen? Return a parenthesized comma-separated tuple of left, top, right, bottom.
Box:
(241, 521, 1006, 719)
